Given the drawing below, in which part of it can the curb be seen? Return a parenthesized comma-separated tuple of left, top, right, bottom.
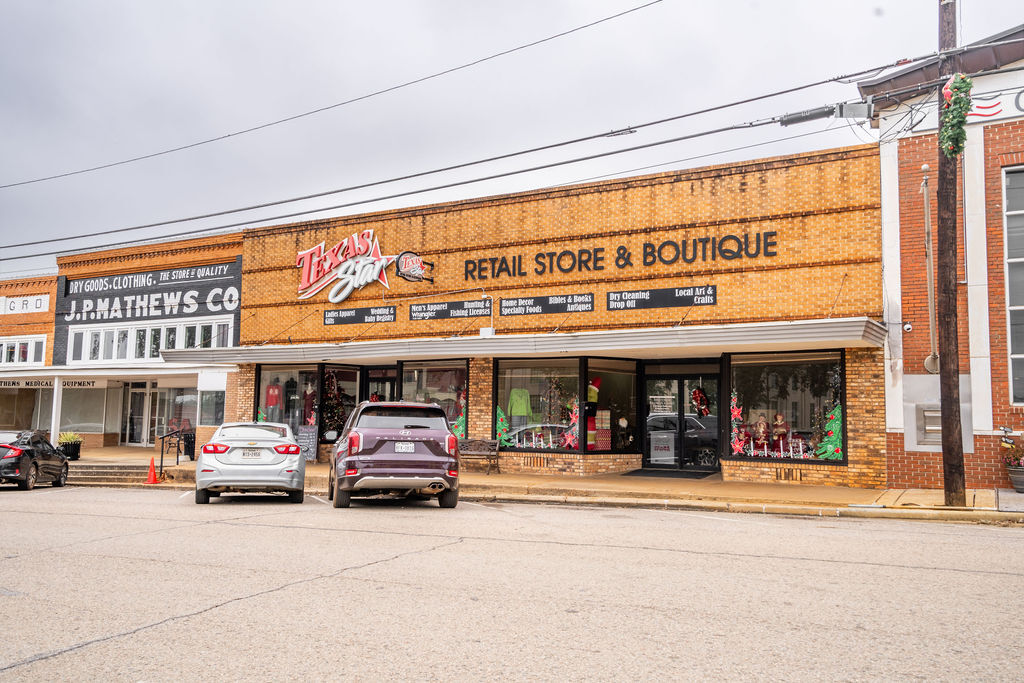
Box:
(67, 479, 1024, 523)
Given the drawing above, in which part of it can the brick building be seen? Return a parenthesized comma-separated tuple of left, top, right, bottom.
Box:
(0, 234, 243, 452)
(859, 24, 1024, 488)
(165, 143, 888, 486)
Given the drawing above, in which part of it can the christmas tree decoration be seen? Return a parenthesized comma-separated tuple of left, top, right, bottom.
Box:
(495, 406, 514, 447)
(729, 390, 745, 455)
(452, 412, 466, 439)
(256, 408, 266, 422)
(814, 404, 844, 460)
(939, 73, 972, 159)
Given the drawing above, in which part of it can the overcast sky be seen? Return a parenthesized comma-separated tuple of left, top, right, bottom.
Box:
(0, 0, 1020, 277)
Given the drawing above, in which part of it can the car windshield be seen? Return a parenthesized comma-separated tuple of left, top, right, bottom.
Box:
(356, 407, 449, 430)
(219, 425, 289, 439)
(0, 431, 21, 444)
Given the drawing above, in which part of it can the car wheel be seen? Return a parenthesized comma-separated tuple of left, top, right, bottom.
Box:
(195, 487, 210, 504)
(438, 487, 458, 509)
(17, 464, 38, 491)
(696, 448, 719, 468)
(332, 484, 350, 509)
(52, 464, 68, 488)
(288, 490, 304, 504)
(327, 471, 334, 500)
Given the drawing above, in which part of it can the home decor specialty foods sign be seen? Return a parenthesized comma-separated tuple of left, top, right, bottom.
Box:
(53, 256, 242, 365)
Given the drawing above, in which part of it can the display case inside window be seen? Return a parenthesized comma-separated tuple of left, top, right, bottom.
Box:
(259, 366, 320, 436)
(496, 359, 579, 450)
(585, 359, 637, 451)
(320, 366, 357, 442)
(401, 361, 467, 435)
(729, 352, 844, 460)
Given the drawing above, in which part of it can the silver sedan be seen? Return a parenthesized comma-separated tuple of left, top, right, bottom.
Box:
(195, 422, 305, 504)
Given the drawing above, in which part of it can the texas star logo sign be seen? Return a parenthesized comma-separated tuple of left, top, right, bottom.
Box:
(295, 229, 397, 303)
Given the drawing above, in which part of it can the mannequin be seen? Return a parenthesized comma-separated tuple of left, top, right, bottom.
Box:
(771, 412, 790, 454)
(265, 377, 282, 422)
(507, 383, 531, 430)
(302, 382, 316, 424)
(752, 414, 770, 451)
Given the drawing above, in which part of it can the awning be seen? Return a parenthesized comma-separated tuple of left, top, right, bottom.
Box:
(160, 317, 886, 366)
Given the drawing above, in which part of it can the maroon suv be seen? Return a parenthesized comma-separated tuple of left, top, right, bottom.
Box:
(328, 401, 460, 508)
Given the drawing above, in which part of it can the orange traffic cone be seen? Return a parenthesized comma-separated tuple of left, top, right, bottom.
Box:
(145, 457, 159, 485)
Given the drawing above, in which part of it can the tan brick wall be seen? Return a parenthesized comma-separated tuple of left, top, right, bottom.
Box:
(467, 357, 493, 439)
(0, 275, 58, 365)
(239, 145, 881, 346)
(231, 365, 256, 422)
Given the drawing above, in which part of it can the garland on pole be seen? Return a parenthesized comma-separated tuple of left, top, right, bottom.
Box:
(729, 390, 745, 455)
(939, 73, 972, 159)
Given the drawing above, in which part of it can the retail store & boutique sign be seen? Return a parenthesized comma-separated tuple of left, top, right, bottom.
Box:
(463, 230, 778, 281)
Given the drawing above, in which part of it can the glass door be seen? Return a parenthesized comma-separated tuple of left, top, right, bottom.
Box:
(125, 387, 148, 445)
(643, 375, 720, 470)
(645, 378, 680, 467)
(364, 367, 397, 402)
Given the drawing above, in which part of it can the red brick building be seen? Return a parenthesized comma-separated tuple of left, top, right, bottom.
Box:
(859, 25, 1024, 488)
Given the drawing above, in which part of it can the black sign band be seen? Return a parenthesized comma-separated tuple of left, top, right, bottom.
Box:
(499, 294, 594, 316)
(410, 299, 491, 321)
(324, 306, 397, 325)
(607, 285, 717, 311)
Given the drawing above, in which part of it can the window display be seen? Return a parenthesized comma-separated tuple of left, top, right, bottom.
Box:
(200, 391, 225, 426)
(495, 359, 579, 450)
(401, 361, 467, 436)
(729, 352, 843, 460)
(320, 366, 357, 442)
(258, 366, 319, 436)
(585, 359, 637, 452)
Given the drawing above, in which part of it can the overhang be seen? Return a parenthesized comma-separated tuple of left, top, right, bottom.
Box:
(159, 317, 886, 366)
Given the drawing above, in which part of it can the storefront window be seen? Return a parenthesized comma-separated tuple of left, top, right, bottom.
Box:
(496, 359, 579, 450)
(60, 388, 107, 433)
(585, 359, 637, 451)
(730, 352, 843, 460)
(401, 361, 467, 435)
(0, 389, 36, 429)
(259, 366, 320, 436)
(320, 367, 357, 441)
(199, 391, 225, 426)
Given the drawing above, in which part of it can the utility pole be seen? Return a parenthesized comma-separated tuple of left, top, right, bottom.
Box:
(936, 0, 966, 506)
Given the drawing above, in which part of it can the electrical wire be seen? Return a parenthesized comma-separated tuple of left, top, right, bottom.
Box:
(3, 64, 1020, 264)
(0, 0, 667, 190)
(3, 54, 953, 253)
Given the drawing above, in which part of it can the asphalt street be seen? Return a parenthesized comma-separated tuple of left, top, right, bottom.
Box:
(0, 486, 1021, 681)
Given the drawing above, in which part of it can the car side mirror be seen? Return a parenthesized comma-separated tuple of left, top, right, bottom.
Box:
(322, 430, 338, 442)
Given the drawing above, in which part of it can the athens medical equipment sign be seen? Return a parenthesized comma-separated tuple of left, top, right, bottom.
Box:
(295, 230, 398, 304)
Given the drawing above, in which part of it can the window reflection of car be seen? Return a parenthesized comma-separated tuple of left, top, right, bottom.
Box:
(506, 423, 570, 449)
(646, 413, 719, 468)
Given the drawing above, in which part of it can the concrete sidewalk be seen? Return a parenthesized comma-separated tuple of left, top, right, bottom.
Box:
(74, 445, 1024, 523)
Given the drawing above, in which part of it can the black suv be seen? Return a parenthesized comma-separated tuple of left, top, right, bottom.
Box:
(327, 401, 459, 508)
(0, 430, 69, 490)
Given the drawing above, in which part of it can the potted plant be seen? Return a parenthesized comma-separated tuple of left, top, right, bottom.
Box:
(1003, 445, 1024, 493)
(58, 432, 83, 461)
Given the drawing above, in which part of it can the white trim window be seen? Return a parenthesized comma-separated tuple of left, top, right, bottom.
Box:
(67, 315, 234, 365)
(1005, 167, 1024, 402)
(0, 334, 46, 366)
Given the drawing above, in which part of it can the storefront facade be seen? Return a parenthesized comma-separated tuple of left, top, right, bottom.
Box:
(860, 33, 1024, 488)
(167, 143, 888, 487)
(0, 234, 245, 451)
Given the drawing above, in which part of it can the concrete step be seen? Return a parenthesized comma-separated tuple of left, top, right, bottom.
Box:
(70, 475, 147, 483)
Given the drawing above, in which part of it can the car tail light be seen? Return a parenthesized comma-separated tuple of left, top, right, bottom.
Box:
(348, 431, 362, 455)
(274, 444, 301, 455)
(1, 445, 22, 459)
(344, 468, 358, 476)
(202, 443, 229, 454)
(446, 433, 458, 456)
(448, 468, 459, 477)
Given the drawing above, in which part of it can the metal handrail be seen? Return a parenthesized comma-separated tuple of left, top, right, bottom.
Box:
(158, 428, 187, 475)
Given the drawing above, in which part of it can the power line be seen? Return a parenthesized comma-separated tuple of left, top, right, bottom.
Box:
(0, 0, 666, 190)
(3, 63, 1017, 264)
(4, 56, 939, 252)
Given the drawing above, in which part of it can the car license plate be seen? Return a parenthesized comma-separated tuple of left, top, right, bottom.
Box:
(394, 442, 414, 453)
(241, 448, 262, 459)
